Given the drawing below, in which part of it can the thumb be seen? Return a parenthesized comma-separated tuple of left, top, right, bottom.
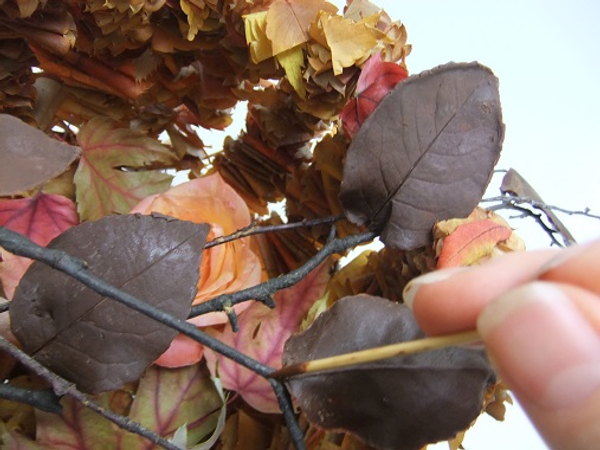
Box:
(478, 281, 600, 450)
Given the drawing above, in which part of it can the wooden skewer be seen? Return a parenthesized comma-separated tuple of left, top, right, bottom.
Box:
(270, 329, 481, 379)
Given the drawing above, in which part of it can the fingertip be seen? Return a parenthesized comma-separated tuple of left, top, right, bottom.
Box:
(402, 268, 465, 310)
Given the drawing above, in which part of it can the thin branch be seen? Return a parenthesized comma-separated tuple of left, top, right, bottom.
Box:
(0, 384, 62, 414)
(204, 215, 345, 249)
(270, 378, 306, 449)
(270, 330, 481, 379)
(490, 202, 564, 247)
(190, 229, 377, 318)
(483, 195, 600, 220)
(0, 336, 182, 450)
(0, 298, 9, 313)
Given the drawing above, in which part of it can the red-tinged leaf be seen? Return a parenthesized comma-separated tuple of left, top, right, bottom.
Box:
(340, 53, 408, 138)
(437, 219, 513, 269)
(122, 364, 224, 449)
(74, 117, 175, 222)
(0, 114, 81, 196)
(0, 193, 78, 299)
(4, 364, 224, 449)
(204, 260, 333, 413)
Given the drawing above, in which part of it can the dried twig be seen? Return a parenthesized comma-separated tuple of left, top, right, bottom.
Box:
(190, 228, 377, 319)
(204, 215, 345, 249)
(483, 195, 600, 220)
(0, 384, 62, 414)
(488, 201, 564, 247)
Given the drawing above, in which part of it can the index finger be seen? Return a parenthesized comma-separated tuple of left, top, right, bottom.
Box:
(404, 239, 600, 336)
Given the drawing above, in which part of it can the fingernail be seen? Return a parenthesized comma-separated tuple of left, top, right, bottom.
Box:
(403, 268, 465, 309)
(478, 282, 600, 409)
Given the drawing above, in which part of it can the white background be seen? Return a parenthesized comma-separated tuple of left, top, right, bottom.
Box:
(203, 2, 600, 448)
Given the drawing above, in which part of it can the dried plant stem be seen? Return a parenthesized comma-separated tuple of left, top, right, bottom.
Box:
(205, 215, 345, 249)
(482, 195, 600, 220)
(270, 330, 481, 379)
(190, 228, 377, 319)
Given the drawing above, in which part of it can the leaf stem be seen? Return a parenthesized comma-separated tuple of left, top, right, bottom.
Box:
(270, 330, 481, 379)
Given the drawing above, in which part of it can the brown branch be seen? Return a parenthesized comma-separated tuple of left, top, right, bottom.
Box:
(190, 227, 377, 319)
(204, 215, 345, 249)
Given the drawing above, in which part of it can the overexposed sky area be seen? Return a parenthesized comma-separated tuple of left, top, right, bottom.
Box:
(376, 2, 600, 449)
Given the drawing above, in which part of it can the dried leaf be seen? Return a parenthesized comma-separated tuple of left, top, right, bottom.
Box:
(283, 295, 495, 450)
(122, 364, 224, 448)
(4, 363, 224, 449)
(74, 117, 175, 222)
(321, 13, 378, 75)
(204, 260, 333, 413)
(436, 219, 512, 268)
(0, 193, 78, 299)
(265, 0, 335, 55)
(243, 11, 274, 64)
(340, 62, 504, 250)
(340, 53, 408, 138)
(433, 207, 525, 267)
(276, 45, 306, 98)
(10, 214, 209, 394)
(0, 114, 80, 196)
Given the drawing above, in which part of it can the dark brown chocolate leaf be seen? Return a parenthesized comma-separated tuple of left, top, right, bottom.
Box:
(10, 214, 209, 394)
(500, 168, 576, 245)
(0, 114, 81, 196)
(340, 62, 504, 250)
(283, 295, 495, 450)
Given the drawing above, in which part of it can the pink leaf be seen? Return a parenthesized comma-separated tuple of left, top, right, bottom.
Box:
(340, 53, 408, 139)
(204, 259, 333, 413)
(0, 193, 78, 299)
(437, 219, 513, 269)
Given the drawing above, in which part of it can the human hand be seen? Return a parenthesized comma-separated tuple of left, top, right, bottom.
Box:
(403, 239, 600, 449)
